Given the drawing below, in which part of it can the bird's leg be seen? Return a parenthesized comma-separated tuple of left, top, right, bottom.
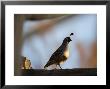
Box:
(58, 64, 62, 69)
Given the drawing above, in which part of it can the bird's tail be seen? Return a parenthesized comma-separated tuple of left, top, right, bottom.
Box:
(44, 60, 53, 68)
(44, 63, 49, 68)
(44, 65, 47, 68)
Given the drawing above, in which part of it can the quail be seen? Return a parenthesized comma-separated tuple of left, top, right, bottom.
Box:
(44, 33, 74, 69)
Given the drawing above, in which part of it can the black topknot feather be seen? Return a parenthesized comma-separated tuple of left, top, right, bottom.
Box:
(70, 33, 74, 36)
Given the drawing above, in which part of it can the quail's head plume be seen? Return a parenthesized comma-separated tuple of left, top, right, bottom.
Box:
(44, 33, 74, 69)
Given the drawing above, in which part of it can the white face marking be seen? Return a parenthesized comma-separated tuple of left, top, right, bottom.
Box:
(64, 47, 69, 58)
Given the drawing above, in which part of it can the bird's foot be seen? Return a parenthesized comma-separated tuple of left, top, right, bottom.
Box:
(58, 65, 62, 69)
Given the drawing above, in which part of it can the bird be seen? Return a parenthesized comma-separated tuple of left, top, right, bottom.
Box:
(44, 33, 74, 69)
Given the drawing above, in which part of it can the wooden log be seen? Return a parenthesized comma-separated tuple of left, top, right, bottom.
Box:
(20, 68, 97, 76)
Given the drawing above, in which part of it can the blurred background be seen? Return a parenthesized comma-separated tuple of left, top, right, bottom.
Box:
(18, 14, 97, 69)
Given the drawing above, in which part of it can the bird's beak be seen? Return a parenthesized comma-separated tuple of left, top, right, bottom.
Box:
(70, 38, 72, 41)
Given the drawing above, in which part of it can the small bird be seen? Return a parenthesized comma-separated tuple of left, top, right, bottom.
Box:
(44, 33, 74, 69)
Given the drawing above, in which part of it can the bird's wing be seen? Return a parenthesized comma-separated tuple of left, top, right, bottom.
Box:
(48, 46, 64, 62)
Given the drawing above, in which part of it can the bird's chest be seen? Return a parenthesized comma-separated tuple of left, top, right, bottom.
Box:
(64, 46, 69, 58)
